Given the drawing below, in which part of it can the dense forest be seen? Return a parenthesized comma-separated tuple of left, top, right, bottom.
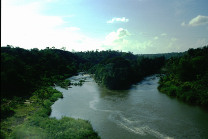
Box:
(1, 47, 82, 98)
(92, 56, 165, 89)
(1, 46, 99, 138)
(158, 46, 208, 107)
(0, 46, 165, 138)
(1, 47, 165, 96)
(1, 45, 207, 138)
(76, 50, 165, 89)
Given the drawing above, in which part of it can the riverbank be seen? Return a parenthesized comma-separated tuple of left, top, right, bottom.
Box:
(158, 75, 208, 109)
(0, 86, 100, 138)
(157, 46, 208, 109)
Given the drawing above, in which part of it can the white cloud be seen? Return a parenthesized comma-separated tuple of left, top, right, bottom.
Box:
(102, 30, 182, 54)
(66, 27, 80, 31)
(133, 35, 181, 54)
(1, 0, 103, 51)
(189, 15, 208, 26)
(181, 15, 208, 27)
(103, 29, 160, 53)
(104, 28, 130, 46)
(107, 17, 129, 24)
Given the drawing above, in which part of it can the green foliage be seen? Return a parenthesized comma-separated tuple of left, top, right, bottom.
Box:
(11, 117, 99, 139)
(1, 87, 99, 139)
(158, 46, 208, 108)
(93, 56, 165, 90)
(0, 46, 177, 138)
(11, 124, 48, 139)
(56, 79, 71, 89)
(75, 50, 165, 90)
(94, 57, 133, 89)
(0, 97, 23, 119)
(140, 52, 185, 59)
(76, 50, 138, 72)
(1, 47, 79, 97)
(1, 46, 167, 95)
(33, 87, 62, 101)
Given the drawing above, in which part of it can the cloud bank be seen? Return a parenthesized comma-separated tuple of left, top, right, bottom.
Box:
(1, 0, 103, 51)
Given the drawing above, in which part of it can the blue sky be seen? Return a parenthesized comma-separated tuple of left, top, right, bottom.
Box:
(2, 0, 208, 54)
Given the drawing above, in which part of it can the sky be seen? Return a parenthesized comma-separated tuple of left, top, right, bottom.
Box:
(1, 0, 208, 54)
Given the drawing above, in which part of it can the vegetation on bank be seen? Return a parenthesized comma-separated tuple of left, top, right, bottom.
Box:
(1, 45, 207, 138)
(158, 46, 208, 108)
(1, 87, 99, 139)
(1, 46, 99, 138)
(71, 49, 166, 89)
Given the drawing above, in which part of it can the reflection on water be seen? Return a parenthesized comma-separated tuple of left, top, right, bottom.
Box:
(51, 74, 208, 139)
(98, 87, 130, 99)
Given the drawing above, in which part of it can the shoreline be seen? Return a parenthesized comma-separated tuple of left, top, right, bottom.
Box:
(1, 79, 100, 138)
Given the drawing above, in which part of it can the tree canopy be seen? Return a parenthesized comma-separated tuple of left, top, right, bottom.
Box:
(158, 46, 208, 107)
(1, 46, 166, 97)
(1, 47, 79, 97)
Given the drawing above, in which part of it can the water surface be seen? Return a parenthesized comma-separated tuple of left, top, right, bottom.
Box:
(50, 74, 208, 139)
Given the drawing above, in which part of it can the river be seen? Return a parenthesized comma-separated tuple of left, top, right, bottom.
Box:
(50, 74, 208, 139)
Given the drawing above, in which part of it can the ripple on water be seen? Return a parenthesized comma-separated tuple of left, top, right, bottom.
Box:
(109, 112, 174, 139)
(89, 95, 174, 139)
(52, 74, 208, 139)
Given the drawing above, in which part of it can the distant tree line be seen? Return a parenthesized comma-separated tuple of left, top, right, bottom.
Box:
(140, 52, 185, 59)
